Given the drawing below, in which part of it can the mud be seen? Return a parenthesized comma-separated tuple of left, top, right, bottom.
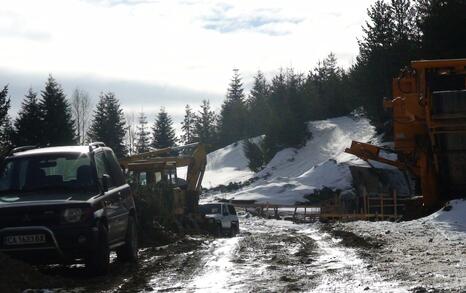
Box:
(333, 220, 466, 292)
(323, 226, 384, 250)
(0, 253, 76, 292)
(5, 216, 464, 292)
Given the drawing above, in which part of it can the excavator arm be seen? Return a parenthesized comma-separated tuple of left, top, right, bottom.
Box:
(345, 141, 419, 175)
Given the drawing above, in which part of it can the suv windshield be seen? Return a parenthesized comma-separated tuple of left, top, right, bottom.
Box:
(0, 153, 97, 193)
(199, 204, 221, 215)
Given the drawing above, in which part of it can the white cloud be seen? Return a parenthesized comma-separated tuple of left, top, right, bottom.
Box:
(0, 0, 373, 101)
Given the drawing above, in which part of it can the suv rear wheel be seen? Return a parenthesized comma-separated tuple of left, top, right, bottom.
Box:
(116, 216, 138, 262)
(86, 223, 110, 276)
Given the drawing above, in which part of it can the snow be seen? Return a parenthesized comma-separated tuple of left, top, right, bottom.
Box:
(201, 136, 262, 189)
(203, 115, 380, 205)
(337, 199, 466, 290)
(177, 137, 260, 189)
(423, 199, 466, 232)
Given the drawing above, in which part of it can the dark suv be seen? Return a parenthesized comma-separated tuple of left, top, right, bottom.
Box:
(0, 143, 138, 274)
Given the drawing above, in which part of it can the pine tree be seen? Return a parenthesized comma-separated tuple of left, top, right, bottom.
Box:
(247, 71, 270, 137)
(417, 0, 466, 59)
(135, 111, 150, 153)
(39, 75, 75, 146)
(0, 86, 10, 127)
(306, 53, 349, 119)
(14, 88, 43, 146)
(262, 69, 309, 160)
(0, 86, 13, 157)
(181, 104, 196, 145)
(243, 139, 265, 172)
(350, 0, 420, 126)
(88, 92, 128, 158)
(151, 107, 177, 149)
(218, 69, 248, 147)
(351, 0, 397, 124)
(194, 100, 217, 147)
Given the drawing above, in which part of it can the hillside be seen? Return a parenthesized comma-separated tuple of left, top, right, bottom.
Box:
(202, 114, 380, 205)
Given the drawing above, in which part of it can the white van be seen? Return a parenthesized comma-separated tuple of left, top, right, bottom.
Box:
(200, 203, 240, 237)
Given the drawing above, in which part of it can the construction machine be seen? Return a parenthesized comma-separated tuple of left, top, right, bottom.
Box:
(120, 143, 207, 235)
(346, 58, 466, 212)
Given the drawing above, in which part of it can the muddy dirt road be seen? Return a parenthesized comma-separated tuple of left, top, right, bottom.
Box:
(27, 215, 437, 293)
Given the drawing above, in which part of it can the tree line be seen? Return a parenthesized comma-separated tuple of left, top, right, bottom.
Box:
(0, 75, 180, 159)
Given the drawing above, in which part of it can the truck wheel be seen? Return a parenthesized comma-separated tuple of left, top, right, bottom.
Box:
(86, 223, 110, 276)
(230, 223, 239, 237)
(229, 226, 235, 237)
(116, 216, 138, 262)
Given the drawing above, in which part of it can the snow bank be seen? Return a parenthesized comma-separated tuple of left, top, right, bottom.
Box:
(424, 199, 466, 232)
(204, 115, 381, 205)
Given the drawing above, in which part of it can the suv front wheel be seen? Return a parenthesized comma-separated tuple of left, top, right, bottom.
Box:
(86, 223, 110, 276)
(116, 216, 138, 262)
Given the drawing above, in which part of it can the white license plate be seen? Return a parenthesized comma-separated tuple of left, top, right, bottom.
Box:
(4, 234, 46, 245)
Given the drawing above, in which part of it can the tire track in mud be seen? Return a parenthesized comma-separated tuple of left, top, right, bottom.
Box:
(35, 217, 407, 292)
(109, 217, 405, 292)
(112, 237, 208, 293)
(231, 218, 404, 292)
(36, 237, 209, 293)
(220, 218, 321, 292)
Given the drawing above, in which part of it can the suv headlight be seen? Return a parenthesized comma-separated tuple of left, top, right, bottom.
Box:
(63, 208, 83, 223)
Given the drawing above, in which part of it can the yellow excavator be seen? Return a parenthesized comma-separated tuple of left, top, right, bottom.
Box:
(346, 58, 466, 212)
(120, 143, 207, 232)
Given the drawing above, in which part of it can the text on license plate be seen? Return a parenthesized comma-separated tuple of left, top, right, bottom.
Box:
(4, 234, 46, 245)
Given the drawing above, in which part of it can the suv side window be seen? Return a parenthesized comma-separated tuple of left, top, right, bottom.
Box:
(228, 205, 237, 215)
(104, 149, 125, 186)
(222, 204, 229, 216)
(94, 150, 114, 188)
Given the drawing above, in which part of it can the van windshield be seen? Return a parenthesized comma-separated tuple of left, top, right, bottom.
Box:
(0, 153, 97, 193)
(199, 204, 222, 215)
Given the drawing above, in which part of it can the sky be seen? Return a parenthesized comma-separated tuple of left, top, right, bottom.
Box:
(0, 0, 374, 129)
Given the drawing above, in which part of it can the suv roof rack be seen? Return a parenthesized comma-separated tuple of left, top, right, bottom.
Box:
(10, 145, 38, 155)
(89, 142, 106, 152)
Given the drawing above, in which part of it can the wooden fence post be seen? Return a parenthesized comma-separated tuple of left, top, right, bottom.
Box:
(380, 193, 384, 220)
(363, 187, 367, 216)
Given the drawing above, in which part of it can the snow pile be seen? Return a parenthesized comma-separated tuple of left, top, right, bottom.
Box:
(201, 136, 263, 189)
(204, 115, 380, 204)
(424, 199, 466, 232)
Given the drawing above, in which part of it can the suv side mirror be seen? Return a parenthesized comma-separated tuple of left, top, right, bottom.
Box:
(102, 174, 111, 192)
